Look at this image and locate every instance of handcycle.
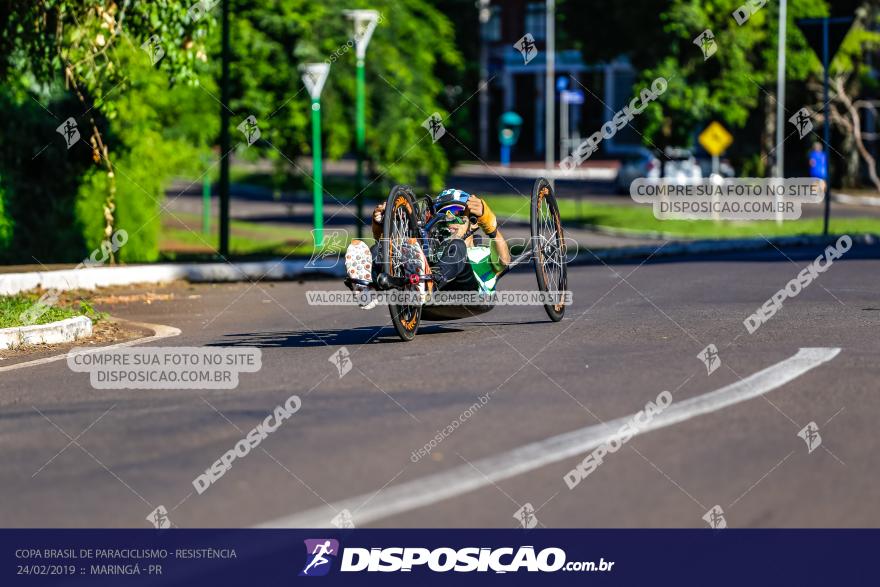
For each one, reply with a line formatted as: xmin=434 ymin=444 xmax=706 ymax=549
xmin=348 ymin=177 xmax=568 ymax=341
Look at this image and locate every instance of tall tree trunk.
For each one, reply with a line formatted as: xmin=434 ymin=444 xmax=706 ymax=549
xmin=760 ymin=91 xmax=776 ymax=177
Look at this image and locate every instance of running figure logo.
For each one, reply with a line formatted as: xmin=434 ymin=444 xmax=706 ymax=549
xmin=237 ymin=115 xmax=261 ymax=146
xmin=140 ymin=34 xmax=165 ymax=65
xmin=702 ymin=505 xmax=727 ymax=529
xmin=56 ymin=117 xmax=80 ymax=149
xmin=513 ymin=503 xmax=539 ymax=529
xmin=797 ymin=421 xmax=822 ymax=453
xmin=698 ymin=344 xmax=721 ymax=375
xmin=146 ymin=505 xmax=172 ymax=529
xmin=300 ymin=539 xmax=339 ymax=577
xmin=306 ymin=229 xmax=348 ymax=269
xmin=514 ymin=34 xmax=538 ymax=64
xmin=329 ymin=347 xmax=353 ymax=378
xmin=331 ymin=508 xmax=355 ymax=529
xmin=693 ymin=29 xmax=717 ymax=60
xmin=422 ymin=113 xmax=446 ymax=143
xmin=789 ymin=108 xmax=814 ymax=139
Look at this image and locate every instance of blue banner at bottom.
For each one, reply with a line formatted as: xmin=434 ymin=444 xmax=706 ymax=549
xmin=3 ymin=529 xmax=875 ymax=586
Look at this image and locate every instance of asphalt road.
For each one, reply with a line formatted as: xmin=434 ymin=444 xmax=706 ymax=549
xmin=1 ymin=245 xmax=878 ymax=529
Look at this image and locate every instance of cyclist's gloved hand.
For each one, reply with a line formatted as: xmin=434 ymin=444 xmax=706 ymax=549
xmin=467 ymin=195 xmax=497 ymax=236
xmin=371 ymin=202 xmax=385 ymax=241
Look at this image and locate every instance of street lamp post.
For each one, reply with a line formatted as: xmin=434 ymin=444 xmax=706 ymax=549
xmin=774 ymin=0 xmax=787 ymax=225
xmin=218 ymin=0 xmax=231 ymax=257
xmin=775 ymin=0 xmax=787 ymax=180
xmin=545 ymin=0 xmax=556 ymax=187
xmin=301 ymin=63 xmax=331 ymax=248
xmin=478 ymin=0 xmax=491 ymax=159
xmin=345 ymin=9 xmax=379 ymax=239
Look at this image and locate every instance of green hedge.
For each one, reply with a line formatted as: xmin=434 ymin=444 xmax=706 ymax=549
xmin=0 ymin=49 xmax=214 ymax=264
xmin=0 ymin=180 xmax=12 ymax=252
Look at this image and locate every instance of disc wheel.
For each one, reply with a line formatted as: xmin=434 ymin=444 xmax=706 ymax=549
xmin=382 ymin=185 xmax=422 ymax=341
xmin=530 ymin=178 xmax=567 ymax=322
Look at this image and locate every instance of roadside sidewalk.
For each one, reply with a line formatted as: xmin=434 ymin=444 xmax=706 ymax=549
xmin=2 ymin=233 xmax=875 ymax=297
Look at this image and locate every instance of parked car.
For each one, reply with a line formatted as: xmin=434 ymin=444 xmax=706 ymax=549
xmin=614 ymin=147 xmax=706 ymax=194
xmin=614 ymin=148 xmax=660 ymax=194
xmin=696 ymin=157 xmax=736 ymax=179
xmin=661 ymin=147 xmax=703 ymax=184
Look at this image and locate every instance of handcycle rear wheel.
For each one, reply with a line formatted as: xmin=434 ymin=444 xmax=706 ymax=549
xmin=382 ymin=185 xmax=422 ymax=341
xmin=530 ymin=177 xmax=567 ymax=322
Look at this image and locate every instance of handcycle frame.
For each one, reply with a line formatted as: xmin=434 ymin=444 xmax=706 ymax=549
xmin=347 ymin=177 xmax=567 ymax=341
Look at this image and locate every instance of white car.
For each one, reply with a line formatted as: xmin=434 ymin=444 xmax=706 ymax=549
xmin=661 ymin=148 xmax=703 ymax=184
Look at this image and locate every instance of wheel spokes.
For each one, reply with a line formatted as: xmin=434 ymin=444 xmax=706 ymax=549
xmin=537 ymin=198 xmax=563 ymax=296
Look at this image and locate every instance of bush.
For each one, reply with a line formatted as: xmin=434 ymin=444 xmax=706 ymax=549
xmin=0 ymin=44 xmax=215 ymax=264
xmin=0 ymin=180 xmax=12 ymax=252
xmin=0 ymin=88 xmax=92 ymax=263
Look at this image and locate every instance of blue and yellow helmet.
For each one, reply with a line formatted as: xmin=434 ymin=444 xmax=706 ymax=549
xmin=434 ymin=189 xmax=470 ymax=218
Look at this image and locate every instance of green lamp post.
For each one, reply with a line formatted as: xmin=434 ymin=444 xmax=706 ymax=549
xmin=344 ymin=9 xmax=379 ymax=238
xmin=301 ymin=62 xmax=331 ymax=248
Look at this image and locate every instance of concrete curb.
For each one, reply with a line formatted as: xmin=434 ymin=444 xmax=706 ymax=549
xmin=0 ymin=319 xmax=181 ymax=372
xmin=573 ymin=233 xmax=878 ymax=264
xmin=0 ymin=315 xmax=93 ymax=350
xmin=455 ymin=163 xmax=617 ymax=181
xmin=0 ymin=260 xmax=345 ymax=297
xmin=1 ymin=234 xmax=875 ymax=297
xmin=833 ymin=192 xmax=880 ymax=207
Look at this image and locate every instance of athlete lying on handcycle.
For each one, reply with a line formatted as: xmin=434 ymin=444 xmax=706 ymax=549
xmin=344 ymin=189 xmax=511 ymax=309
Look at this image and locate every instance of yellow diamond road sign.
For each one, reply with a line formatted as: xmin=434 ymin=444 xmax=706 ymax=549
xmin=699 ymin=121 xmax=733 ymax=157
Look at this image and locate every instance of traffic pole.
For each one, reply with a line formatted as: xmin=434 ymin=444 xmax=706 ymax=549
xmin=218 ymin=0 xmax=231 ymax=257
xmin=202 ymin=169 xmax=211 ymax=234
xmin=312 ymin=97 xmax=324 ymax=248
xmin=822 ymin=16 xmax=831 ymax=237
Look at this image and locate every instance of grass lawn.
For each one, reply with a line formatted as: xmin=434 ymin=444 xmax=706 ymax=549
xmin=0 ymin=294 xmax=104 ymax=329
xmin=486 ymin=195 xmax=880 ymax=239
xmin=160 ymin=211 xmax=350 ymax=259
xmin=228 ymin=168 xmax=391 ymax=204
xmin=163 ymin=166 xmax=880 ymax=260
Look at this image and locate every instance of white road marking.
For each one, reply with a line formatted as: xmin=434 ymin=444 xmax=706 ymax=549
xmin=256 ymin=347 xmax=840 ymax=528
xmin=0 ymin=321 xmax=181 ymax=373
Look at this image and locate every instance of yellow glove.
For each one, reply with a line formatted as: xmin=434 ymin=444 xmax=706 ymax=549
xmin=476 ymin=200 xmax=497 ymax=235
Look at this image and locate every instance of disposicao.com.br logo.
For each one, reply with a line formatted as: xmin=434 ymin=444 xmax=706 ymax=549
xmin=300 ymin=541 xmax=614 ymax=575
xmin=300 ymin=539 xmax=340 ymax=577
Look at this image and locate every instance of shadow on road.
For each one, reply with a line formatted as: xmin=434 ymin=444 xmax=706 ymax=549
xmin=207 ymin=324 xmax=465 ymax=348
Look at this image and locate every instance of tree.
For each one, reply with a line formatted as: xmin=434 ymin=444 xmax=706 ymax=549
xmin=223 ymin=0 xmax=463 ymax=193
xmin=560 ymin=0 xmax=831 ymax=175
xmin=813 ymin=3 xmax=880 ymax=190
xmin=0 ymin=0 xmax=214 ymax=261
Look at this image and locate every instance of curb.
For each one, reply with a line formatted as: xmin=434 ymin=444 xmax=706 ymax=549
xmin=1 ymin=234 xmax=875 ymax=297
xmin=573 ymin=233 xmax=878 ymax=264
xmin=0 ymin=260 xmax=346 ymax=297
xmin=0 ymin=319 xmax=181 ymax=372
xmin=0 ymin=315 xmax=93 ymax=350
xmin=455 ymin=164 xmax=618 ymax=181
xmin=833 ymin=192 xmax=880 ymax=207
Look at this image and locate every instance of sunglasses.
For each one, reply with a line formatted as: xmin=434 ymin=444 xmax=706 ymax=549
xmin=435 ymin=209 xmax=467 ymax=225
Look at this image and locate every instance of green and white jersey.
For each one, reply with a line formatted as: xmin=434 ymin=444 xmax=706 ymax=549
xmin=467 ymin=246 xmax=499 ymax=293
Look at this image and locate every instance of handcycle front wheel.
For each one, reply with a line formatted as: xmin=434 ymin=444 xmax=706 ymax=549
xmin=382 ymin=185 xmax=422 ymax=341
xmin=530 ymin=177 xmax=567 ymax=322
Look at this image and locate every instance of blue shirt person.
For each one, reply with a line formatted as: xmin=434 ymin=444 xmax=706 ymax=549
xmin=808 ymin=142 xmax=828 ymax=181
